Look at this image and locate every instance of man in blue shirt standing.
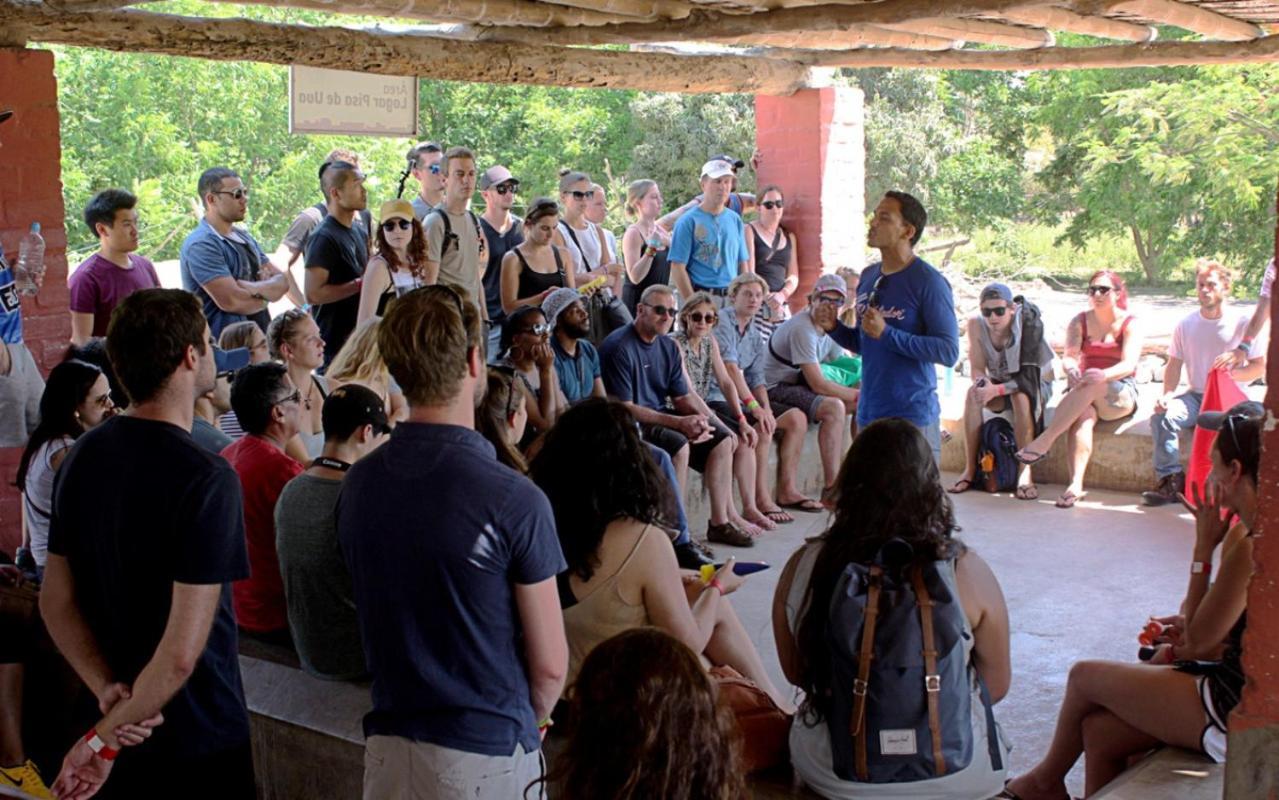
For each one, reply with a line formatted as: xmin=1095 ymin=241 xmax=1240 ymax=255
xmin=669 ymin=160 xmax=749 ymax=308
xmin=338 ymin=284 xmax=567 ymax=800
xmin=832 ymin=191 xmax=959 ymax=462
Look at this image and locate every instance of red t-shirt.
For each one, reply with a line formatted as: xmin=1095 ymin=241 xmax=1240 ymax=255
xmin=221 ymin=434 xmax=303 ymax=633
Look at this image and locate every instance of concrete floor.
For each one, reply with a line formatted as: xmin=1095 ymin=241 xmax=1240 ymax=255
xmin=715 ymin=473 xmax=1197 ymax=796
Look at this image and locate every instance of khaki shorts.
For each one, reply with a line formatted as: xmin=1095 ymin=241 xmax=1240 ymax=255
xmin=363 ymin=736 xmax=544 ymax=800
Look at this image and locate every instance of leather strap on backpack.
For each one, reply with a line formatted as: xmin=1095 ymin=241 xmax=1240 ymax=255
xmin=850 ymin=565 xmax=882 ymax=781
xmin=911 ymin=567 xmax=947 ymax=776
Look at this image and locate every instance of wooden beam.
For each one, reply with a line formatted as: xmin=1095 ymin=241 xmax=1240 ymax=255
xmin=886 ymin=17 xmax=1053 ymax=47
xmin=0 ymin=2 xmax=814 ymax=93
xmin=677 ymin=25 xmax=961 ymax=49
xmin=799 ymin=32 xmax=1279 ymax=68
xmin=996 ymin=5 xmax=1155 ymax=42
xmin=1108 ymin=0 xmax=1263 ymax=40
xmin=528 ymin=0 xmax=692 ymax=20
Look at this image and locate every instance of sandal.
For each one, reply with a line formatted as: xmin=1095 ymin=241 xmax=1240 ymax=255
xmin=1015 ymin=448 xmax=1049 ymax=466
xmin=1015 ymin=484 xmax=1039 ymax=501
xmin=947 ymin=477 xmax=974 ymax=494
xmin=1055 ymin=490 xmax=1087 ymax=509
xmin=763 ymin=509 xmax=794 ymax=524
xmin=777 ymin=498 xmax=823 ymax=513
xmin=706 ymin=521 xmax=754 ymax=547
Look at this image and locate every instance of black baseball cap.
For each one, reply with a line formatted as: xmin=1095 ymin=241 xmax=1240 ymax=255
xmin=712 ymin=153 xmax=745 ymax=170
xmin=322 ymin=383 xmax=391 ymax=440
xmin=1197 ymin=400 xmax=1264 ymax=431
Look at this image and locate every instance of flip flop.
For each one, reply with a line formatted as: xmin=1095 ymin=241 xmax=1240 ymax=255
xmin=1015 ymin=484 xmax=1039 ymax=501
xmin=1015 ymin=448 xmax=1049 ymax=466
xmin=763 ymin=509 xmax=794 ymax=524
xmin=1055 ymin=490 xmax=1087 ymax=509
xmin=947 ymin=477 xmax=974 ymax=494
xmin=778 ymin=498 xmax=823 ymax=513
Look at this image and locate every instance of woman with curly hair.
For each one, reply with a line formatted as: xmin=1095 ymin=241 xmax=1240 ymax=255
xmin=534 ymin=628 xmax=745 ymax=800
xmin=773 ymin=418 xmax=1011 ymax=799
xmin=529 ymin=399 xmax=790 ymax=710
xmin=357 ymin=199 xmax=429 ymax=324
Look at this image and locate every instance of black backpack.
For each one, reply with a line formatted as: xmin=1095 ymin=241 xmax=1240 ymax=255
xmin=429 ymin=207 xmax=485 ymax=260
xmin=976 ymin=417 xmax=1019 ymax=493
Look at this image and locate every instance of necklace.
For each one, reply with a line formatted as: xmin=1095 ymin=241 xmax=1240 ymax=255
xmin=301 ymin=377 xmax=317 ymax=411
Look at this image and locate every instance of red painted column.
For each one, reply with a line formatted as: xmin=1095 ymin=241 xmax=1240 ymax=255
xmin=1224 ymin=183 xmax=1279 ymax=798
xmin=0 ymin=47 xmax=71 ymax=553
xmin=755 ymin=86 xmax=865 ymax=309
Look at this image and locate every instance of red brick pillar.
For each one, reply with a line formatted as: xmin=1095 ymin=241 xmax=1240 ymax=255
xmin=0 ymin=47 xmax=71 ymax=553
xmin=754 ymin=86 xmax=865 ymax=309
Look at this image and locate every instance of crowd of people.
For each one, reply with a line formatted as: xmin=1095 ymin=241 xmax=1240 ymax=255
xmin=0 ymin=123 xmax=1268 ymax=800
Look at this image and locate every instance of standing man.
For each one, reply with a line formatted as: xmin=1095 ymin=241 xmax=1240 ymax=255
xmin=835 ymin=191 xmax=959 ymax=461
xmin=478 ymin=165 xmax=524 ymax=360
xmin=1142 ymin=262 xmax=1266 ymax=505
xmin=658 ymin=153 xmax=759 ymax=228
xmin=180 ymin=167 xmax=289 ymax=338
xmin=668 ymin=160 xmax=750 ymax=307
xmin=304 ymin=160 xmax=368 ymax=367
xmin=424 ymin=147 xmax=487 ymax=313
xmin=70 ymin=189 xmax=161 ymax=345
xmin=40 ymin=289 xmax=253 ymax=797
xmin=406 ymin=141 xmax=445 ymax=220
xmin=339 ymin=285 xmax=566 ymax=799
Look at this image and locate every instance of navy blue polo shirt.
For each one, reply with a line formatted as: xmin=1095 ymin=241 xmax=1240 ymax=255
xmin=337 ymin=423 xmax=565 ymax=755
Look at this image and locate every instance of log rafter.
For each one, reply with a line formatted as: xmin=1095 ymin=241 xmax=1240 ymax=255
xmin=992 ymin=5 xmax=1157 ymax=42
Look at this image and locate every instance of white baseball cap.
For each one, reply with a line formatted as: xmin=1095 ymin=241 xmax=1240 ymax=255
xmin=701 ymin=160 xmax=735 ymax=180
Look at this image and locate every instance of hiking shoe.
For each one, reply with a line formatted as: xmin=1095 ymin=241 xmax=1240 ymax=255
xmin=675 ymin=539 xmax=715 ymax=570
xmin=1142 ymin=473 xmax=1185 ymax=507
xmin=707 ymin=521 xmax=754 ymax=548
xmin=0 ymin=759 xmax=53 ymax=799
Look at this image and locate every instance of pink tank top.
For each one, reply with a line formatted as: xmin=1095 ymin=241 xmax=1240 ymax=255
xmin=1078 ymin=312 xmax=1132 ymax=371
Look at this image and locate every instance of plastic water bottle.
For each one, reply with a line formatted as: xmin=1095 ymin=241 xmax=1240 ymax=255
xmin=15 ymin=222 xmax=44 ymax=296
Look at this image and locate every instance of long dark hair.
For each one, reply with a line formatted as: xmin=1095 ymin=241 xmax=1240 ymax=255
xmin=795 ymin=418 xmax=965 ymax=723
xmin=374 ymin=217 xmax=428 ymax=281
xmin=534 ymin=628 xmax=744 ymax=800
xmin=528 ymin=399 xmax=669 ymax=582
xmin=15 ymin=360 xmax=103 ymax=492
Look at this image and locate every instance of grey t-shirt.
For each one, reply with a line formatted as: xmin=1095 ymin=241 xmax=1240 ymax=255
xmin=763 ymin=309 xmax=842 ymax=388
xmin=425 ymin=208 xmax=484 ymax=305
xmin=191 ymin=416 xmax=233 ymax=456
xmin=0 ymin=343 xmax=43 ymax=447
xmin=410 ymin=194 xmax=435 ymax=222
xmin=275 ymin=472 xmax=367 ymax=681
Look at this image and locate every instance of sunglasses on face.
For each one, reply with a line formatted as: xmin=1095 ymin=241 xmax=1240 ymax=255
xmin=569 ymin=190 xmax=596 ymax=200
xmin=519 ymin=323 xmax=552 ymax=337
xmin=216 ymin=369 xmax=238 ymax=381
xmin=494 ymin=183 xmax=519 ymax=196
xmin=814 ymin=295 xmax=844 ymax=307
xmin=382 ymin=219 xmax=412 ymax=232
xmin=1087 ymin=285 xmax=1112 ymax=296
xmin=213 ymin=188 xmax=249 ymax=200
xmin=981 ymin=306 xmax=1009 ymax=318
xmin=687 ymin=311 xmax=718 ymax=324
xmin=643 ymin=303 xmax=678 ymax=318
xmin=427 ymin=164 xmax=442 ymax=175
xmin=760 ymin=200 xmax=784 ymax=210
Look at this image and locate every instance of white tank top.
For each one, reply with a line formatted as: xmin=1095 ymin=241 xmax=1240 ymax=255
xmin=559 ymin=219 xmax=604 ymax=274
xmin=22 ymin=436 xmax=74 ymax=567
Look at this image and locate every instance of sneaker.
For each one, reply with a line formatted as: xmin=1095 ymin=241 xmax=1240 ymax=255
xmin=707 ymin=521 xmax=754 ymax=548
xmin=1142 ymin=473 xmax=1185 ymax=507
xmin=0 ymin=759 xmax=53 ymax=799
xmin=675 ymin=539 xmax=715 ymax=570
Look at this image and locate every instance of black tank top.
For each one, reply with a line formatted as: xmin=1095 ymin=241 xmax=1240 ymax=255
xmin=752 ymin=225 xmax=792 ymax=292
xmin=623 ymin=246 xmax=671 ymax=317
xmin=514 ymin=246 xmax=567 ymax=299
xmin=1202 ymin=612 xmax=1247 ymax=724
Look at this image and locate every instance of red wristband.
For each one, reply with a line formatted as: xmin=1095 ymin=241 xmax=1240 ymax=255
xmin=85 ymin=729 xmax=118 ymax=761
xmin=709 ymin=578 xmax=725 ymax=596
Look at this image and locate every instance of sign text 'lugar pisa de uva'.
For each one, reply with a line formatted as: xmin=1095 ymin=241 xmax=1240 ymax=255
xmin=289 ymin=65 xmax=419 ymax=137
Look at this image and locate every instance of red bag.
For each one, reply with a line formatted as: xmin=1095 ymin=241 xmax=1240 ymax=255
xmin=1185 ymin=368 xmax=1247 ymax=506
xmin=710 ymin=665 xmax=792 ymax=773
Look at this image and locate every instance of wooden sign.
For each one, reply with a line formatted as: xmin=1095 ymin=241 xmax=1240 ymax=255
xmin=289 ymin=65 xmax=418 ymax=137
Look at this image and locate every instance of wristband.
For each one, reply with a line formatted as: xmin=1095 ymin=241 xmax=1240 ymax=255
xmin=1191 ymin=561 xmax=1212 ymax=576
xmin=85 ymin=729 xmax=118 ymax=761
xmin=996 ymin=384 xmax=1007 ymax=397
xmin=745 ymin=398 xmax=761 ymax=411
xmin=709 ymin=578 xmax=725 ymax=596
xmin=1236 ymin=338 xmax=1252 ymax=355
xmin=537 ymin=716 xmax=553 ymax=731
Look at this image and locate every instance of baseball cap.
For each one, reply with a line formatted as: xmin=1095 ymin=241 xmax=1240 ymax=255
xmin=322 ymin=383 xmax=391 ymax=440
xmin=701 ymin=160 xmax=735 ymax=181
xmin=1196 ymin=400 xmax=1264 ymax=432
xmin=379 ymin=198 xmax=415 ymax=223
xmin=980 ymin=282 xmax=1013 ymax=303
xmin=712 ymin=154 xmax=745 ymax=170
xmin=214 ymin=346 xmax=250 ymax=374
xmin=480 ymin=166 xmax=517 ymax=191
xmin=811 ymin=274 xmax=848 ymax=299
xmin=542 ymin=287 xmax=582 ymax=329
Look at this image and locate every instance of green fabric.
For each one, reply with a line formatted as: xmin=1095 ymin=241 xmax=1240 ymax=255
xmin=820 ymin=354 xmax=862 ymax=387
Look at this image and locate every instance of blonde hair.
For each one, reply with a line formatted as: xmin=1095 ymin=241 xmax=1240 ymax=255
xmin=625 ymin=179 xmax=658 ymax=218
xmin=327 ymin=318 xmax=388 ymax=388
xmin=728 ymin=272 xmax=768 ymax=297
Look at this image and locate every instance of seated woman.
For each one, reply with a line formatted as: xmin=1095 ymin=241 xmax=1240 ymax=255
xmin=1002 ymin=405 xmax=1260 ymax=799
xmin=498 ymin=305 xmax=568 ymax=440
xmin=674 ymin=291 xmax=769 ymax=536
xmin=356 ymin=198 xmax=428 ymax=324
xmin=500 ymin=197 xmax=575 ymax=316
xmin=537 ymin=628 xmax=745 ymax=800
xmin=475 ymin=366 xmax=528 ymax=474
xmin=529 ymin=399 xmax=791 ymax=711
xmin=1015 ymin=270 xmax=1142 ymax=509
xmin=774 ymin=418 xmax=1011 ymax=800
xmin=267 ymin=309 xmax=328 ymax=459
xmin=326 ymin=318 xmax=407 ymax=426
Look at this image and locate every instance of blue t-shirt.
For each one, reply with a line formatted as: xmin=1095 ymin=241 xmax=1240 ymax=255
xmin=552 ymin=337 xmax=601 ymax=405
xmin=668 ymin=207 xmax=748 ymax=290
xmin=180 ymin=219 xmax=271 ymax=337
xmin=0 ymin=261 xmax=22 ymax=344
xmin=599 ymin=324 xmax=688 ymax=411
xmin=714 ymin=312 xmax=766 ymax=398
xmin=337 ymin=423 xmax=565 ymax=756
xmin=836 ymin=257 xmax=959 ymax=428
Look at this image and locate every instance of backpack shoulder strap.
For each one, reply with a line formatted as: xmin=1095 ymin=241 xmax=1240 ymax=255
xmin=429 ymin=208 xmax=454 ymax=254
xmin=560 ymin=221 xmax=593 ymax=270
xmin=851 ymin=565 xmax=882 ymax=781
xmin=910 ymin=566 xmax=948 ymax=777
xmin=551 ymin=246 xmax=566 ymax=280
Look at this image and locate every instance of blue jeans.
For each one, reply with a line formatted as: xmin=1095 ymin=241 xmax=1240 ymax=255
xmin=485 ymin=324 xmax=503 ymax=364
xmin=918 ymin=417 xmax=942 ymax=465
xmin=646 ymin=442 xmax=690 ymax=545
xmin=1153 ymin=391 xmax=1201 ymax=478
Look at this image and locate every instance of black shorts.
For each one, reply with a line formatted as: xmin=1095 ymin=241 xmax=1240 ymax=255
xmin=641 ymin=421 xmax=729 ymax=473
xmin=706 ymin=400 xmax=745 ymax=436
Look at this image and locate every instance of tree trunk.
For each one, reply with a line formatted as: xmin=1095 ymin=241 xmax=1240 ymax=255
xmin=1130 ymin=225 xmax=1160 ymax=284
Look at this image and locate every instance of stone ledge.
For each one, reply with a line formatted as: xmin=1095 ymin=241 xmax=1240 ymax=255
xmin=1091 ymin=747 xmax=1223 ymax=800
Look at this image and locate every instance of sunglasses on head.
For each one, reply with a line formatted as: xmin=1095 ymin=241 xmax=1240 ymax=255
xmin=494 ymin=183 xmax=519 ymax=196
xmin=519 ymin=322 xmax=552 ymax=337
xmin=1087 ymin=285 xmax=1112 ymax=296
xmin=687 ymin=311 xmax=718 ymax=324
xmin=643 ymin=302 xmax=678 ymax=318
xmin=1222 ymin=414 xmax=1250 ymax=460
xmin=382 ymin=219 xmax=412 ymax=232
xmin=570 ymin=190 xmax=596 ymax=200
xmin=981 ymin=306 xmax=1008 ymax=318
xmin=760 ymin=200 xmax=784 ymax=210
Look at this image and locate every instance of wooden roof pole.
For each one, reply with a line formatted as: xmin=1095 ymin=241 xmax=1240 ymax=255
xmin=885 ymin=17 xmax=1053 ymax=47
xmin=1107 ymin=0 xmax=1263 ymax=40
xmin=996 ymin=5 xmax=1155 ymax=42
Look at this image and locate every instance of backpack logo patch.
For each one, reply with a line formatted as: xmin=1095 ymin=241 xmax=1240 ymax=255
xmin=880 ymin=729 xmax=917 ymax=756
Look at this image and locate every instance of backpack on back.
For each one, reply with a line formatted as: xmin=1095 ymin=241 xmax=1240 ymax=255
xmin=825 ymin=551 xmax=978 ymax=783
xmin=976 ymin=417 xmax=1019 ymax=493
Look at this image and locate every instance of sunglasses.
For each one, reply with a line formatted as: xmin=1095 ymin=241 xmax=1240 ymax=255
xmin=866 ymin=273 xmax=886 ymax=308
xmin=213 ymin=188 xmax=249 ymax=200
xmin=494 ymin=183 xmax=519 ymax=196
xmin=687 ymin=311 xmax=718 ymax=324
xmin=427 ymin=164 xmax=442 ymax=175
xmin=569 ymin=190 xmax=596 ymax=200
xmin=643 ymin=303 xmax=678 ymax=318
xmin=1087 ymin=285 xmax=1112 ymax=296
xmin=382 ymin=219 xmax=412 ymax=232
xmin=491 ymin=366 xmax=523 ymax=419
xmin=813 ymin=294 xmax=844 ymax=307
xmin=760 ymin=200 xmax=784 ymax=210
xmin=981 ymin=306 xmax=1009 ymax=317
xmin=519 ymin=323 xmax=552 ymax=337
xmin=275 ymin=389 xmax=302 ymax=406
xmin=216 ymin=369 xmax=238 ymax=381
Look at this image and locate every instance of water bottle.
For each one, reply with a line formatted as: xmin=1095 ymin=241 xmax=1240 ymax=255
xmin=15 ymin=222 xmax=44 ymax=296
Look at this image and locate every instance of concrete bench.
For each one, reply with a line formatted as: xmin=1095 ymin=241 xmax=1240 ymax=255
xmin=1091 ymin=746 xmax=1223 ymax=799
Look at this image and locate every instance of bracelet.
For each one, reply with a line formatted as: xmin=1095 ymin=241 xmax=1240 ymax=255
xmin=1236 ymin=339 xmax=1252 ymax=355
xmin=708 ymin=578 xmax=725 ymax=596
xmin=85 ymin=729 xmax=118 ymax=761
xmin=1191 ymin=560 xmax=1212 ymax=576
xmin=537 ymin=716 xmax=554 ymax=731
xmin=996 ymin=384 xmax=1007 ymax=397
xmin=745 ymin=398 xmax=761 ymax=411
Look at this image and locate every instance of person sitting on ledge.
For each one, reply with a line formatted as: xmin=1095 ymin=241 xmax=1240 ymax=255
xmin=1015 ymin=270 xmax=1143 ymax=509
xmin=949 ymin=282 xmax=1054 ymax=500
xmin=1001 ymin=402 xmax=1260 ymax=799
